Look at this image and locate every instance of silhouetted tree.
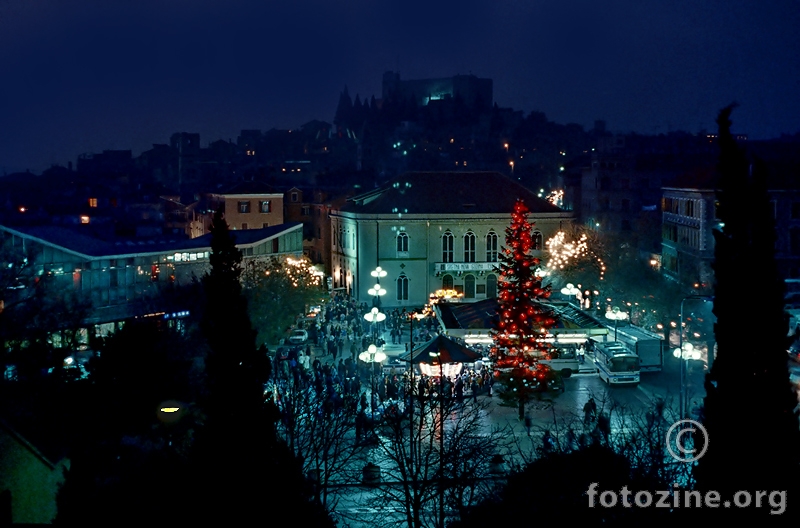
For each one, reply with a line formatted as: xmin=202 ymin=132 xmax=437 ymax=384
xmin=694 ymin=106 xmax=800 ymax=516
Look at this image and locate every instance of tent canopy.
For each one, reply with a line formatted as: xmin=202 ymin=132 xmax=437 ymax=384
xmin=399 ymin=334 xmax=482 ymax=364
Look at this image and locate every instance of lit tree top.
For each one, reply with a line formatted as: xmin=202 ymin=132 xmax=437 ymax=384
xmin=491 ymin=199 xmax=557 ymax=368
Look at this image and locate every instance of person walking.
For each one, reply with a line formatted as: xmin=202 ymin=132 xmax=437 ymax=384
xmin=583 ymin=397 xmax=597 ymax=424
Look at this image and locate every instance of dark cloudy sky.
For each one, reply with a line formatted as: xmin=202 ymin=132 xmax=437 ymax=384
xmin=1 ymin=0 xmax=798 ymax=173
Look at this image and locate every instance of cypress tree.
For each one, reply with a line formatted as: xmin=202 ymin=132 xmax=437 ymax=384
xmin=694 ymin=106 xmax=800 ymax=511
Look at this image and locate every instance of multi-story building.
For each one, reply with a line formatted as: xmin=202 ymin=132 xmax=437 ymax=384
xmin=202 ymin=181 xmax=284 ymax=235
xmin=329 ymin=171 xmax=574 ymax=307
xmin=661 ymin=148 xmax=800 ymax=287
xmin=660 ymin=181 xmax=718 ymax=287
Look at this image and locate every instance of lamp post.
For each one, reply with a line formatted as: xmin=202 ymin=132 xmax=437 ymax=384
xmin=678 ymin=295 xmax=713 ymax=419
xmin=560 ymin=283 xmax=580 ymax=304
xmin=605 ymin=306 xmax=628 ymax=341
xmin=364 ymin=306 xmax=387 ymax=345
xmin=406 ymin=310 xmax=427 ymax=492
xmin=429 ymin=350 xmax=445 ymax=528
xmin=359 ymin=344 xmax=387 ymax=413
xmin=370 ymin=266 xmax=387 ymax=309
xmin=673 ymin=342 xmax=701 ymax=420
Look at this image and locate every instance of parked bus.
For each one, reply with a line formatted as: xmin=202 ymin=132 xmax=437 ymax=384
xmin=594 ymin=341 xmax=640 ymax=386
xmin=539 ymin=344 xmax=581 ymax=377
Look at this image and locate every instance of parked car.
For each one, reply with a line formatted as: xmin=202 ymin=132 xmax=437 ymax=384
xmin=288 ymin=329 xmax=309 ymax=344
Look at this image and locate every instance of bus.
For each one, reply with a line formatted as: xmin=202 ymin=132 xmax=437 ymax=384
xmin=594 ymin=341 xmax=640 ymax=386
xmin=539 ymin=344 xmax=581 ymax=377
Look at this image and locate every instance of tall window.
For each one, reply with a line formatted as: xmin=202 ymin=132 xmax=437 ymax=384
xmin=442 ymin=232 xmax=454 ymax=263
xmin=442 ymin=274 xmax=454 ymax=290
xmin=532 ymin=231 xmax=543 ymax=250
xmin=464 ymin=232 xmax=476 ymax=262
xmin=486 ymin=231 xmax=498 ymax=262
xmin=486 ymin=274 xmax=498 ymax=298
xmin=464 ymin=274 xmax=476 ymax=298
xmin=397 ymin=274 xmax=409 ymax=301
xmin=397 ymin=232 xmax=409 ymax=253
xmin=238 ymin=201 xmax=251 ymax=213
xmin=259 ymin=201 xmax=271 ymax=213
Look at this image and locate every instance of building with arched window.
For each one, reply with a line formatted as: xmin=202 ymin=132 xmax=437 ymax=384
xmin=330 ymin=171 xmax=574 ymax=307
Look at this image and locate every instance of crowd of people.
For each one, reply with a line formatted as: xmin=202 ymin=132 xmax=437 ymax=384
xmin=266 ymin=295 xmax=498 ymax=435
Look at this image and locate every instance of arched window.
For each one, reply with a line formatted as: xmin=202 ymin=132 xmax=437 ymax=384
xmin=464 ymin=274 xmax=476 ymax=298
xmin=464 ymin=232 xmax=476 ymax=262
xmin=396 ymin=274 xmax=409 ymax=301
xmin=397 ymin=232 xmax=409 ymax=254
xmin=442 ymin=232 xmax=454 ymax=263
xmin=486 ymin=274 xmax=498 ymax=298
xmin=486 ymin=231 xmax=498 ymax=262
xmin=442 ymin=274 xmax=454 ymax=290
xmin=532 ymin=231 xmax=543 ymax=250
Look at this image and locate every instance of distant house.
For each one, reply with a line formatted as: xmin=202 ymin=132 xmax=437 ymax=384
xmin=203 ymin=181 xmax=284 ymax=235
xmin=0 ymin=418 xmax=69 ymax=524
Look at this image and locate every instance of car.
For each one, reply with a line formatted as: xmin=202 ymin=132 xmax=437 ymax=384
xmin=288 ymin=329 xmax=309 ymax=344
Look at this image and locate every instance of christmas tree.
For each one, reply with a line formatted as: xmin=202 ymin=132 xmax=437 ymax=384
xmin=490 ymin=199 xmax=559 ymax=419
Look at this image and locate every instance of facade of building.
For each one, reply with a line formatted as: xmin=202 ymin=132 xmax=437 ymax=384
xmin=0 ymin=222 xmax=304 ymax=327
xmin=660 ymin=187 xmax=718 ymax=286
xmin=661 ymin=184 xmax=800 ymax=286
xmin=329 ymin=172 xmax=574 ymax=308
xmin=204 ymin=181 xmax=284 ymax=234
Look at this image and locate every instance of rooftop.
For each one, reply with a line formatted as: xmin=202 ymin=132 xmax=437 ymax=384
xmin=341 ymin=172 xmax=566 ymax=216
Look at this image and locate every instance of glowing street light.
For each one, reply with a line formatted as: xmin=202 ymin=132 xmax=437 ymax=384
xmin=359 ymin=343 xmax=387 ymax=364
xmin=368 ymin=283 xmax=387 ymax=297
xmin=677 ymin=295 xmax=713 ymax=419
xmin=605 ymin=306 xmax=628 ymax=341
xmin=560 ymin=283 xmax=580 ymax=303
xmin=370 ymin=266 xmax=388 ymax=280
xmin=673 ymin=342 xmax=701 ymax=361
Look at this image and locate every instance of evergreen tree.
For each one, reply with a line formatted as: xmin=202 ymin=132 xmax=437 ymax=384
xmin=200 ymin=209 xmax=263 ymax=422
xmin=694 ymin=106 xmax=800 ymax=513
xmin=193 ymin=209 xmax=332 ymax=525
xmin=490 ymin=199 xmax=559 ymax=419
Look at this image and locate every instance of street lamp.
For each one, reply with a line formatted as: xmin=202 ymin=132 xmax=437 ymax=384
xmin=678 ymin=295 xmax=713 ymax=419
xmin=674 ymin=342 xmax=701 ymax=421
xmin=360 ymin=344 xmax=387 ymax=413
xmin=605 ymin=306 xmax=628 ymax=341
xmin=407 ymin=311 xmax=427 ymax=483
xmin=364 ymin=307 xmax=386 ymax=344
xmin=560 ymin=283 xmax=580 ymax=304
xmin=429 ymin=350 xmax=445 ymax=528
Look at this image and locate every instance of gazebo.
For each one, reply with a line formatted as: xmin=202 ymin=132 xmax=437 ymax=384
xmin=400 ymin=334 xmax=482 ymax=378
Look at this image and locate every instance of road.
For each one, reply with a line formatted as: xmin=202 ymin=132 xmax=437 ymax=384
xmin=322 ymin=358 xmax=708 ymax=527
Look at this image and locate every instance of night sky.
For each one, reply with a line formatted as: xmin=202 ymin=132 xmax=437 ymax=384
xmin=1 ymin=0 xmax=798 ymax=174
